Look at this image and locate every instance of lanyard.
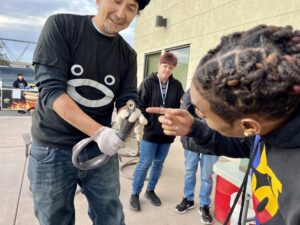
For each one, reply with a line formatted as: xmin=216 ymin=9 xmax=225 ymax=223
xmin=223 ymin=135 xmax=261 ymax=225
xmin=158 ymin=78 xmax=169 ymax=107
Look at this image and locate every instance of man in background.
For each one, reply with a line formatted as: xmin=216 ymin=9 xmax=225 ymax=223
xmin=175 ymin=90 xmax=218 ymax=225
xmin=13 ymin=73 xmax=28 ymax=89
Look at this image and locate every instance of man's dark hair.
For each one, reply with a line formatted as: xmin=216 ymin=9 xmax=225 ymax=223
xmin=193 ymin=25 xmax=300 ymax=124
xmin=17 ymin=73 xmax=24 ymax=77
xmin=137 ymin=0 xmax=150 ymax=10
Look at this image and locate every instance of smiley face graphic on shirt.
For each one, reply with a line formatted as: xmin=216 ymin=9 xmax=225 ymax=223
xmin=66 ymin=64 xmax=115 ymax=108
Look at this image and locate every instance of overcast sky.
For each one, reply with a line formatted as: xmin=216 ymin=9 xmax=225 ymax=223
xmin=0 ymin=0 xmax=136 ymax=63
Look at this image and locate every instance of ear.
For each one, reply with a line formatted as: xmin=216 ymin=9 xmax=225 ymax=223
xmin=240 ymin=118 xmax=261 ymax=136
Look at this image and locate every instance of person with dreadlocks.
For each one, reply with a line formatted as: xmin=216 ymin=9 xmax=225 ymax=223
xmin=147 ymin=24 xmax=300 ymax=225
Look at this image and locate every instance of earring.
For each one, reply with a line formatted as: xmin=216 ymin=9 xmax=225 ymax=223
xmin=244 ymin=131 xmax=250 ymax=137
xmin=244 ymin=130 xmax=255 ymax=137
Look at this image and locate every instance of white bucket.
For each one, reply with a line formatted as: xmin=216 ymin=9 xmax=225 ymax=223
xmin=230 ymin=192 xmax=256 ymax=225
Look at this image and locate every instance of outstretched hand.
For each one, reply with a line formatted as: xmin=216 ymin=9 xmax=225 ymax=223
xmin=146 ymin=107 xmax=194 ymax=136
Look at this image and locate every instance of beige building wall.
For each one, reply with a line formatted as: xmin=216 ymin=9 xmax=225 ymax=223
xmin=134 ymin=0 xmax=300 ymax=89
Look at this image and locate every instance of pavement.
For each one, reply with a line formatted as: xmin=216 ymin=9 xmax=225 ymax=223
xmin=0 ymin=114 xmax=223 ymax=225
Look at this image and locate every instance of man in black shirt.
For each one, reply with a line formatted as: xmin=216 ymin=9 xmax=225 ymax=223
xmin=13 ymin=73 xmax=28 ymax=89
xmin=29 ymin=0 xmax=150 ymax=225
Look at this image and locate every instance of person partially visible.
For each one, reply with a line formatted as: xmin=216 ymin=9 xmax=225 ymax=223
xmin=29 ymin=0 xmax=150 ymax=225
xmin=12 ymin=73 xmax=28 ymax=113
xmin=147 ymin=25 xmax=300 ymax=225
xmin=129 ymin=51 xmax=184 ymax=211
xmin=13 ymin=73 xmax=28 ymax=89
xmin=175 ymin=90 xmax=219 ymax=225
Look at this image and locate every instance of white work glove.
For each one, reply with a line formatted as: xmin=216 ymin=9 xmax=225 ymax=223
xmin=94 ymin=127 xmax=125 ymax=156
xmin=116 ymin=108 xmax=148 ymax=141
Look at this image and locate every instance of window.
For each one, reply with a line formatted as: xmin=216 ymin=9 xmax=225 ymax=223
xmin=144 ymin=51 xmax=161 ymax=78
xmin=143 ymin=46 xmax=190 ymax=89
xmin=167 ymin=46 xmax=190 ymax=90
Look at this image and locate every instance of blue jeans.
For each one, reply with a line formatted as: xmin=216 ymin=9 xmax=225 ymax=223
xmin=132 ymin=140 xmax=171 ymax=194
xmin=184 ymin=149 xmax=219 ymax=207
xmin=28 ymin=142 xmax=125 ymax=225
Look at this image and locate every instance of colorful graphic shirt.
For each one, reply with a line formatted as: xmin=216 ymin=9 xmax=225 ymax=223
xmin=251 ymin=136 xmax=283 ymax=224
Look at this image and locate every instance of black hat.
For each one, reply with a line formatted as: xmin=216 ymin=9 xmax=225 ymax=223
xmin=137 ymin=0 xmax=150 ymax=10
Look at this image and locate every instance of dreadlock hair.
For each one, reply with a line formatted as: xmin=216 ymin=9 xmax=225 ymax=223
xmin=192 ymin=25 xmax=300 ymax=125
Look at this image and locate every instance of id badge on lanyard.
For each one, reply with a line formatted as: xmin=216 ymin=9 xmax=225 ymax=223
xmin=159 ymin=79 xmax=169 ymax=108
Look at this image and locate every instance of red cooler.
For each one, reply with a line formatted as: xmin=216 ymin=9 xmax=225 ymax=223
xmin=214 ymin=175 xmax=239 ymax=224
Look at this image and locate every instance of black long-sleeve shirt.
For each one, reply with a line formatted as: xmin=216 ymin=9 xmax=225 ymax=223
xmin=31 ymin=14 xmax=138 ymax=146
xmin=13 ymin=79 xmax=28 ymax=89
xmin=138 ymin=72 xmax=184 ymax=143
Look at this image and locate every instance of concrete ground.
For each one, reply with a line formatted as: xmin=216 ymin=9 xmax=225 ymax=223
xmin=0 ymin=115 xmax=223 ymax=225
